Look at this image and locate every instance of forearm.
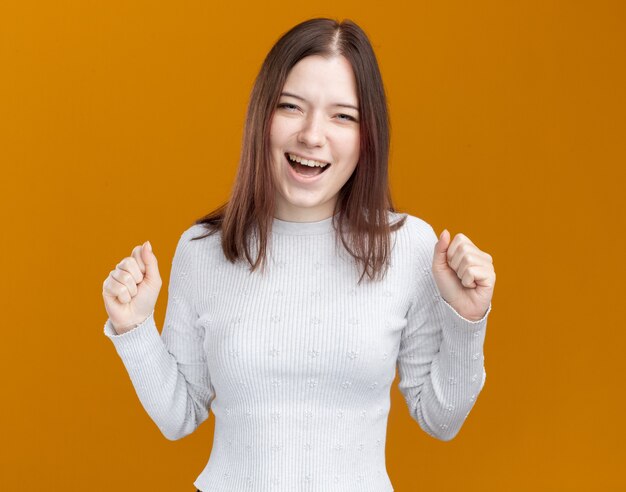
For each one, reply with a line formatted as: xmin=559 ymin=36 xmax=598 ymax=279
xmin=103 ymin=311 xmax=211 ymax=440
xmin=413 ymin=298 xmax=490 ymax=440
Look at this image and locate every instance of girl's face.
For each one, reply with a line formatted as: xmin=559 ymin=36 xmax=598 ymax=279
xmin=269 ymin=55 xmax=360 ymax=222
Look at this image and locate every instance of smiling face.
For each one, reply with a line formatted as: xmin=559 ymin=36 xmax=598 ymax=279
xmin=269 ymin=55 xmax=360 ymax=222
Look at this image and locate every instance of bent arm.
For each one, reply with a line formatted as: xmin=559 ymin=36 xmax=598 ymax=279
xmin=397 ymin=221 xmax=490 ymax=441
xmin=103 ymin=227 xmax=214 ymax=440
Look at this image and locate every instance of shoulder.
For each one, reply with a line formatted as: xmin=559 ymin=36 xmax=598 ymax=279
xmin=181 ymin=223 xmax=212 ymax=241
xmin=389 ymin=211 xmax=437 ymax=243
xmin=172 ymin=223 xmax=220 ymax=260
xmin=388 ymin=212 xmax=440 ymax=272
xmin=177 ymin=223 xmax=221 ymax=245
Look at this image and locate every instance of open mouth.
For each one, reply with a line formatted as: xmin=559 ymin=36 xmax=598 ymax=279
xmin=285 ymin=153 xmax=331 ymax=177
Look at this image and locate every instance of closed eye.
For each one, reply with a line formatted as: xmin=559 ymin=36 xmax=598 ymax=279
xmin=277 ymin=103 xmax=358 ymax=123
xmin=277 ymin=103 xmax=299 ymax=111
xmin=337 ymin=113 xmax=358 ymax=122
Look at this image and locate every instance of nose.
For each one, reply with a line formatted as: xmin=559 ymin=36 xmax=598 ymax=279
xmin=297 ymin=112 xmax=326 ymax=148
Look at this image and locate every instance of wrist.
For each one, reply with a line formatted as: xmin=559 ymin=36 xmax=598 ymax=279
xmin=112 ymin=322 xmax=139 ymax=335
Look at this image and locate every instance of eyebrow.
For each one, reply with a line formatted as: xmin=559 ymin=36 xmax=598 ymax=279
xmin=280 ymin=92 xmax=359 ymax=112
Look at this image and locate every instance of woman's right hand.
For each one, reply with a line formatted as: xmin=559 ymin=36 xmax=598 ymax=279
xmin=102 ymin=241 xmax=162 ymax=335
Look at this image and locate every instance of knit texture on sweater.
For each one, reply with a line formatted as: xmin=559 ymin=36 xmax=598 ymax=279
xmin=103 ymin=212 xmax=491 ymax=491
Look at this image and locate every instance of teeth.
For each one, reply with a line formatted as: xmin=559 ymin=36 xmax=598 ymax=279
xmin=288 ymin=153 xmax=329 ymax=168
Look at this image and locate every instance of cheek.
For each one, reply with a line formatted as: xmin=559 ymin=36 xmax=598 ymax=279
xmin=269 ymin=117 xmax=293 ymax=145
xmin=342 ymin=132 xmax=360 ymax=161
xmin=268 ymin=119 xmax=281 ymax=149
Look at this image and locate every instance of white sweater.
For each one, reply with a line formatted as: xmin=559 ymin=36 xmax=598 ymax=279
xmin=103 ymin=212 xmax=491 ymax=492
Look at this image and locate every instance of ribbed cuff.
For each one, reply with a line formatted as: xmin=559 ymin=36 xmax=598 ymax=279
xmin=438 ymin=298 xmax=490 ymax=349
xmin=102 ymin=310 xmax=163 ymax=364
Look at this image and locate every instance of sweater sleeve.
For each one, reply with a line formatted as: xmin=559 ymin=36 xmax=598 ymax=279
xmin=103 ymin=227 xmax=214 ymax=440
xmin=397 ymin=221 xmax=491 ymax=441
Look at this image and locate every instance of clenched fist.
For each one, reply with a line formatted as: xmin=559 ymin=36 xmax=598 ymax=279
xmin=102 ymin=241 xmax=162 ymax=335
xmin=431 ymin=229 xmax=495 ymax=322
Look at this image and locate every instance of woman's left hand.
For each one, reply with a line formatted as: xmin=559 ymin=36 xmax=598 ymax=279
xmin=431 ymin=229 xmax=496 ymax=321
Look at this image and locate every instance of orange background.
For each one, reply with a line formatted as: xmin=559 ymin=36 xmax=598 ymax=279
xmin=1 ymin=1 xmax=624 ymax=490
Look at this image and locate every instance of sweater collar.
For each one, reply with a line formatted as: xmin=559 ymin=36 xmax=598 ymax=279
xmin=271 ymin=213 xmax=337 ymax=235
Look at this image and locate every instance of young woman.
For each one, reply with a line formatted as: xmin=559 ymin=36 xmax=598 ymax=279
xmin=102 ymin=18 xmax=496 ymax=492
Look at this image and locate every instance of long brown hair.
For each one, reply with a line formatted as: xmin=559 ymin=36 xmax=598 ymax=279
xmin=191 ymin=18 xmax=407 ymax=284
